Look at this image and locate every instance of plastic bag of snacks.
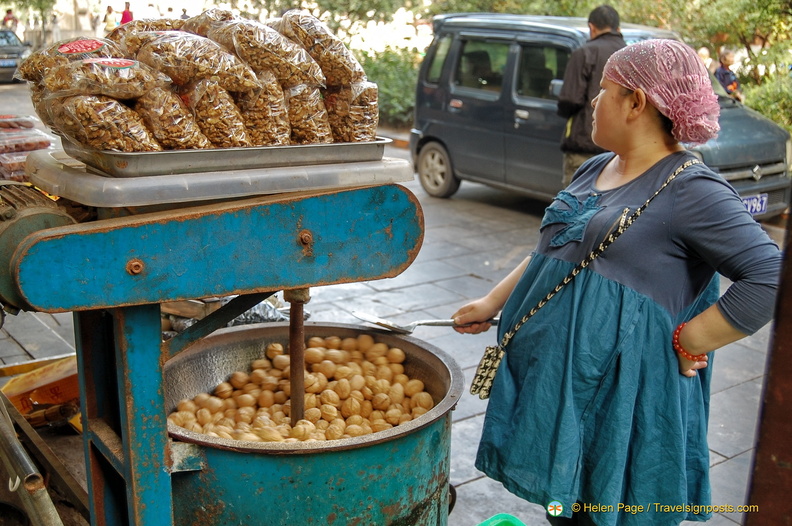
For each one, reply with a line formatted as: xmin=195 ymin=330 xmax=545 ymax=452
xmin=15 ymin=37 xmax=125 ymax=83
xmin=53 ymin=95 xmax=162 ymax=152
xmin=135 ymin=31 xmax=260 ymax=92
xmin=105 ymin=17 xmax=184 ymax=49
xmin=29 ymin=85 xmax=57 ymax=127
xmin=42 ymin=58 xmax=171 ymax=100
xmin=284 ymin=84 xmax=333 ymax=145
xmin=180 ymin=8 xmax=238 ymax=37
xmin=272 ymin=10 xmax=366 ymax=87
xmin=233 ymin=70 xmax=290 ymax=147
xmin=0 ymin=115 xmax=39 ymax=129
xmin=0 ymin=152 xmax=31 ymax=181
xmin=121 ymin=29 xmax=171 ymax=57
xmin=179 ymin=79 xmax=250 ymax=148
xmin=207 ymin=19 xmax=325 ymax=88
xmin=134 ymin=87 xmax=212 ymax=150
xmin=0 ymin=128 xmax=54 ymax=154
xmin=323 ymin=81 xmax=379 ymax=143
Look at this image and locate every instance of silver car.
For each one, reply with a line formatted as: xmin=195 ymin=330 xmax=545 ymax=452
xmin=0 ymin=29 xmax=31 ymax=83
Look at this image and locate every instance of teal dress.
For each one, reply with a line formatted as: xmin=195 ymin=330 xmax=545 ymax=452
xmin=475 ymin=152 xmax=781 ymax=525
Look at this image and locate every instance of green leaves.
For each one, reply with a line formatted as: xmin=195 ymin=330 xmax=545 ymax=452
xmin=356 ymin=46 xmax=421 ymax=128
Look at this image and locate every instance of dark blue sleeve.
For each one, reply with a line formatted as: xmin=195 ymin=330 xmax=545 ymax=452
xmin=670 ymin=170 xmax=782 ymax=334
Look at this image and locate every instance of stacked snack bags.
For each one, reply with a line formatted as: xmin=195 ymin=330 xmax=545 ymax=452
xmin=0 ymin=115 xmax=54 ymax=182
xmin=14 ymin=9 xmax=379 ymax=155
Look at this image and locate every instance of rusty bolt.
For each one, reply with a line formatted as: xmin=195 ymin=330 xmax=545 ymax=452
xmin=299 ymin=230 xmax=313 ymax=245
xmin=126 ymin=258 xmax=145 ymax=275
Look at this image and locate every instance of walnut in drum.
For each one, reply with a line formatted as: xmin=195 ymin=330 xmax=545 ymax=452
xmin=135 ymin=31 xmax=260 ymax=92
xmin=285 ymin=84 xmax=332 ymax=145
xmin=323 ymin=81 xmax=379 ymax=143
xmin=234 ymin=70 xmax=290 ymax=147
xmin=274 ymin=10 xmax=366 ymax=87
xmin=134 ymin=87 xmax=212 ymax=150
xmin=53 ymin=95 xmax=162 ymax=152
xmin=207 ymin=19 xmax=325 ymax=88
xmin=16 ymin=37 xmax=125 ymax=83
xmin=180 ymin=79 xmax=250 ymax=148
xmin=180 ymin=8 xmax=238 ymax=37
xmin=42 ymin=58 xmax=171 ymax=100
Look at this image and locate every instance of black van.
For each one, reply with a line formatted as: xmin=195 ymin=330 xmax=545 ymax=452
xmin=409 ymin=13 xmax=792 ymax=219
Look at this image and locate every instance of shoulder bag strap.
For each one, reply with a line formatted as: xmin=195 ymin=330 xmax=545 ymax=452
xmin=498 ymin=158 xmax=701 ymax=349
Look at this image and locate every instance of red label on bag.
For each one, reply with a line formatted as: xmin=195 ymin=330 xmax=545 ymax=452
xmin=83 ymin=58 xmax=136 ymax=69
xmin=57 ymin=39 xmax=105 ymax=55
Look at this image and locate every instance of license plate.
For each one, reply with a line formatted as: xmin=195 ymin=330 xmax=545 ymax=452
xmin=741 ymin=193 xmax=768 ymax=215
xmin=0 ymin=59 xmax=16 ymax=67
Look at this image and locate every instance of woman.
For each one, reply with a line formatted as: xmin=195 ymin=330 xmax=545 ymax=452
xmin=120 ymin=2 xmax=133 ymax=24
xmin=452 ymin=39 xmax=781 ymax=525
xmin=102 ymin=6 xmax=118 ymax=35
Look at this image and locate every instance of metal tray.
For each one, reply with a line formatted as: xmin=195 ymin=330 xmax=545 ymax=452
xmin=60 ymin=137 xmax=391 ymax=178
xmin=27 ymin=149 xmax=414 ymax=208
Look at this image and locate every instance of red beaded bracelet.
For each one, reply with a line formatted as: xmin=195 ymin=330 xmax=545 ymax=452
xmin=673 ymin=322 xmax=707 ymax=362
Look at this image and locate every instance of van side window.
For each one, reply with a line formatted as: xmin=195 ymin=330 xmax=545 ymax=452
xmin=454 ymin=40 xmax=508 ymax=92
xmin=517 ymin=45 xmax=569 ymax=99
xmin=426 ymin=34 xmax=452 ymax=84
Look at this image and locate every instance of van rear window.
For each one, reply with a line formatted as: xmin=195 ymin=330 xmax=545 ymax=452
xmin=426 ymin=34 xmax=452 ymax=84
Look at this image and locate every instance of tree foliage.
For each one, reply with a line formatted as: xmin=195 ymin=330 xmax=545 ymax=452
xmin=416 ymin=0 xmax=791 ymax=83
xmin=213 ymin=0 xmax=408 ymax=36
xmin=11 ymin=0 xmax=56 ymax=37
xmin=11 ymin=0 xmax=56 ymax=21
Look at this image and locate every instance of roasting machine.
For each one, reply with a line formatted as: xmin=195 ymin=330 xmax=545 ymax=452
xmin=0 ymin=142 xmax=464 ymax=526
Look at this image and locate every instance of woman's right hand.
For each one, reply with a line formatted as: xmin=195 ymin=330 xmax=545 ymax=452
xmin=452 ymin=300 xmax=499 ymax=334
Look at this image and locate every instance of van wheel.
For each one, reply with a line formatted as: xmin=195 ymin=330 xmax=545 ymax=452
xmin=417 ymin=142 xmax=460 ymax=198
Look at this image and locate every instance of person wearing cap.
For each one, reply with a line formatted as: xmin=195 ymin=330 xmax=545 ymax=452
xmin=452 ymin=39 xmax=781 ymax=525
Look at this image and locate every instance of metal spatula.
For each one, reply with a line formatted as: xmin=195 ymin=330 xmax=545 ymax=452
xmin=351 ymin=311 xmax=499 ymax=335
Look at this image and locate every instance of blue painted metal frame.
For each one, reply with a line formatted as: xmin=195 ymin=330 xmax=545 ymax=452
xmin=31 ymin=185 xmax=425 ymax=526
xmin=13 ymin=186 xmax=424 ymax=312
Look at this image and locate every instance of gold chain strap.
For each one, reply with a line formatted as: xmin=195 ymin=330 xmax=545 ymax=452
xmin=498 ymin=159 xmax=701 ymax=349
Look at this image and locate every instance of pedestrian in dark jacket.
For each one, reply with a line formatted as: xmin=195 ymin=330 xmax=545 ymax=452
xmin=557 ymin=5 xmax=626 ymax=185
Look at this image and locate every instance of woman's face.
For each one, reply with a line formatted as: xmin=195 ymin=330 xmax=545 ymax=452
xmin=590 ymin=78 xmax=631 ymax=150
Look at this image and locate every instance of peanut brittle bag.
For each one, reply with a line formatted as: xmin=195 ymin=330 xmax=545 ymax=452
xmin=42 ymin=58 xmax=171 ymax=100
xmin=135 ymin=31 xmax=260 ymax=92
xmin=233 ymin=70 xmax=290 ymax=147
xmin=323 ymin=81 xmax=379 ymax=143
xmin=207 ymin=19 xmax=325 ymax=88
xmin=105 ymin=17 xmax=185 ymax=50
xmin=53 ymin=95 xmax=162 ymax=152
xmin=15 ymin=37 xmax=125 ymax=83
xmin=273 ymin=10 xmax=366 ymax=87
xmin=284 ymin=84 xmax=333 ymax=145
xmin=180 ymin=8 xmax=238 ymax=37
xmin=179 ymin=79 xmax=250 ymax=148
xmin=134 ymin=87 xmax=212 ymax=150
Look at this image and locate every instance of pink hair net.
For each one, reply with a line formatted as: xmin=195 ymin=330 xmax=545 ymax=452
xmin=603 ymin=39 xmax=720 ymax=144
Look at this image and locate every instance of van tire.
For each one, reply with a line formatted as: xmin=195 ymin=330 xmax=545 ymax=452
xmin=417 ymin=142 xmax=460 ymax=198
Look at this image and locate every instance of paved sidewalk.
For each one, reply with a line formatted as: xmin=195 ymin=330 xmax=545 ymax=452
xmin=0 ymin=84 xmax=784 ymax=525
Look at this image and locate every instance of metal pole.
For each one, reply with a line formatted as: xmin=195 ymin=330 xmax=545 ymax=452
xmin=284 ymin=288 xmax=310 ymax=426
xmin=0 ymin=394 xmax=64 ymax=526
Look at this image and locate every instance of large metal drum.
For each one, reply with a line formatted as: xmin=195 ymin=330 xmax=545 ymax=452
xmin=164 ymin=322 xmax=464 ymax=526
